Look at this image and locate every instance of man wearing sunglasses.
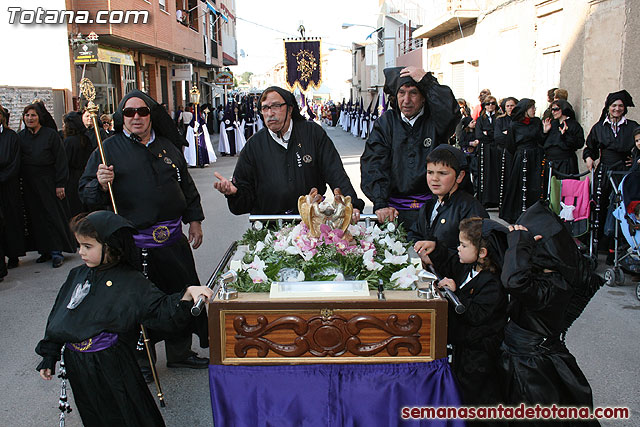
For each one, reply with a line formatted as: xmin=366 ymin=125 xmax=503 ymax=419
xmin=79 ymin=90 xmax=209 ymax=378
xmin=214 ymin=85 xmax=364 ymax=218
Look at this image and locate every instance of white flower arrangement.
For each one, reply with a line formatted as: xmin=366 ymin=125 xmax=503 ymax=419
xmin=230 ymin=221 xmax=417 ymax=292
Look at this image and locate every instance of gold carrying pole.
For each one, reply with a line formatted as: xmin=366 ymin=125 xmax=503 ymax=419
xmin=79 ymin=78 xmax=166 ymax=407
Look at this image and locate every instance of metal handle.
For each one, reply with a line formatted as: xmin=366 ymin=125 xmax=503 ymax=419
xmin=191 ymin=242 xmax=238 ymax=316
xmin=438 ymin=286 xmax=466 ymax=314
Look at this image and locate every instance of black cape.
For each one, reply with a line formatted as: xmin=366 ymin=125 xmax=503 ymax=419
xmin=493 ymin=115 xmax=514 ymax=208
xmin=0 ymin=125 xmax=25 ymax=260
xmin=18 ymin=126 xmax=75 ymax=253
xmin=226 ymin=120 xmax=365 ymax=215
xmin=409 ymin=189 xmax=488 ymax=250
xmin=36 ymin=264 xmax=192 ymax=427
xmin=544 ymin=117 xmax=584 ymax=175
xmin=428 ymin=236 xmax=507 ymax=406
xmin=475 ymin=112 xmax=500 ymax=207
xmin=360 ymin=72 xmax=460 ymax=213
xmin=78 ymin=132 xmax=207 ymax=346
xmin=64 ymin=133 xmax=93 ymax=217
xmin=78 ymin=132 xmax=204 ymax=229
xmin=499 ymin=229 xmax=597 ymax=416
xmin=499 ymin=116 xmax=546 ymax=224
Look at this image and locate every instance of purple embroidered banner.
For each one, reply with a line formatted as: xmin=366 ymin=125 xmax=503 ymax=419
xmin=209 ymin=359 xmax=463 ymax=427
xmin=284 ymin=38 xmax=322 ymax=92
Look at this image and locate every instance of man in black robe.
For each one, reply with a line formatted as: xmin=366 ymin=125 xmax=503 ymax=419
xmin=19 ymin=103 xmax=75 ymax=268
xmin=213 ymin=86 xmax=365 ymax=216
xmin=0 ymin=105 xmax=25 ymax=274
xmin=360 ymin=66 xmax=460 ymax=231
xmin=79 ymin=89 xmax=209 ymax=374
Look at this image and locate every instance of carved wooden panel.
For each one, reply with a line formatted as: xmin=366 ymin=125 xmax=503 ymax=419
xmin=209 ymin=293 xmax=448 ymax=365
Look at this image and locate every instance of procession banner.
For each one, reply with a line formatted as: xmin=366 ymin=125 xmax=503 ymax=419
xmin=284 ymin=38 xmax=322 ymax=92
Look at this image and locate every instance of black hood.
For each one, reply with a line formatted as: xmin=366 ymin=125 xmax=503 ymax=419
xmin=551 ymin=99 xmax=576 ymax=120
xmin=429 ymin=144 xmax=468 ymax=171
xmin=383 ymin=67 xmax=423 ymax=98
xmin=258 ymin=86 xmax=305 ymax=123
xmin=113 ymin=89 xmax=187 ymax=148
xmin=513 ymin=201 xmax=581 ymax=287
xmin=63 ymin=111 xmax=86 ymax=134
xmin=511 ymin=98 xmax=535 ymax=122
xmin=599 ymin=89 xmax=634 ymax=122
xmin=85 ymin=211 xmax=137 ymax=241
xmin=482 ymin=219 xmax=509 ymax=273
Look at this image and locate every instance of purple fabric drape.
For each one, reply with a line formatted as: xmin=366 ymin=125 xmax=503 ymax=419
xmin=209 ymin=359 xmax=463 ymax=427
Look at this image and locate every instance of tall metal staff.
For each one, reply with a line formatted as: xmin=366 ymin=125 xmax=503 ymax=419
xmin=79 ymin=78 xmax=166 ymax=407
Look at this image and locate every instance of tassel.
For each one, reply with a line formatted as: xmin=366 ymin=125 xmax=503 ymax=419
xmin=58 ymin=345 xmax=72 ymax=427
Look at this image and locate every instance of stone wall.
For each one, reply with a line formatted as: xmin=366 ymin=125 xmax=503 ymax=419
xmin=0 ymin=86 xmax=55 ymax=131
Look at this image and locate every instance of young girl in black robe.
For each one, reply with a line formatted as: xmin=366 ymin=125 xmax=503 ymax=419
xmin=36 ymin=211 xmax=213 ymax=427
xmin=415 ymin=217 xmax=508 ymax=406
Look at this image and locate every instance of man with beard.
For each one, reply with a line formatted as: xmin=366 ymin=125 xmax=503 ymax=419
xmin=79 ymin=90 xmax=209 ymax=380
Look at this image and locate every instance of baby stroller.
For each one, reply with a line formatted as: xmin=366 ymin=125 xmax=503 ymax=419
xmin=604 ymin=169 xmax=640 ymax=298
xmin=547 ymin=161 xmax=596 ymax=265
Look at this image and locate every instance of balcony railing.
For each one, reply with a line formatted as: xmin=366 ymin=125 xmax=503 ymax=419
xmin=398 ymin=38 xmax=423 ymax=55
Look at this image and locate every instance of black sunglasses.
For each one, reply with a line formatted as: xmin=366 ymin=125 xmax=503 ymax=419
xmin=551 ymin=107 xmax=561 ymax=112
xmin=123 ymin=107 xmax=151 ymax=117
xmin=485 ymin=102 xmax=497 ymax=106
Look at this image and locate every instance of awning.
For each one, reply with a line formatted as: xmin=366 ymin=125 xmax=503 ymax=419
xmin=98 ymin=47 xmax=135 ymax=66
xmin=205 ymin=1 xmax=228 ymax=23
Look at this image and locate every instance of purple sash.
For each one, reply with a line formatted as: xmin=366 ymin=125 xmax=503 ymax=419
xmin=67 ymin=332 xmax=118 ymax=353
xmin=388 ymin=194 xmax=432 ymax=211
xmin=133 ymin=217 xmax=182 ymax=248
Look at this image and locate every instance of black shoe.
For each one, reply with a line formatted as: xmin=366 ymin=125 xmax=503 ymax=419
xmin=52 ymin=256 xmax=64 ymax=268
xmin=167 ymin=354 xmax=209 ymax=369
xmin=36 ymin=254 xmax=52 ymax=263
xmin=7 ymin=258 xmax=18 ymax=269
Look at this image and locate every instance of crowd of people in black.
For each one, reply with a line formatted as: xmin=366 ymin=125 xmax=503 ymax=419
xmin=0 ymin=72 xmax=637 ymax=424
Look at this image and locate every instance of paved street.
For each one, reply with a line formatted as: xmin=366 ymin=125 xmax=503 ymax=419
xmin=0 ymin=124 xmax=637 ymax=426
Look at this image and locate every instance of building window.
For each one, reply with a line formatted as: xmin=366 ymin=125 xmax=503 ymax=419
xmin=159 ymin=0 xmax=166 ymax=11
xmin=124 ymin=65 xmax=137 ymax=94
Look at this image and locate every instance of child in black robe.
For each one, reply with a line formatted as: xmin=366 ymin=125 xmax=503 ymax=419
xmin=415 ymin=217 xmax=508 ymax=406
xmin=410 ymin=144 xmax=487 ymax=253
xmin=500 ymin=202 xmax=601 ymax=423
xmin=36 ymin=211 xmax=213 ymax=427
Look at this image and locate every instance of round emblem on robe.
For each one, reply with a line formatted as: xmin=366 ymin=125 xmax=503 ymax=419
xmin=164 ymin=157 xmax=173 ymax=165
xmin=106 ymin=280 xmax=113 ymax=287
xmin=225 ymin=119 xmax=230 ymax=125
xmin=152 ymin=226 xmax=171 ymax=243
xmin=424 ymin=138 xmax=432 ymax=147
xmin=303 ymin=155 xmax=312 ymax=163
xmin=440 ymin=218 xmax=446 ymax=224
